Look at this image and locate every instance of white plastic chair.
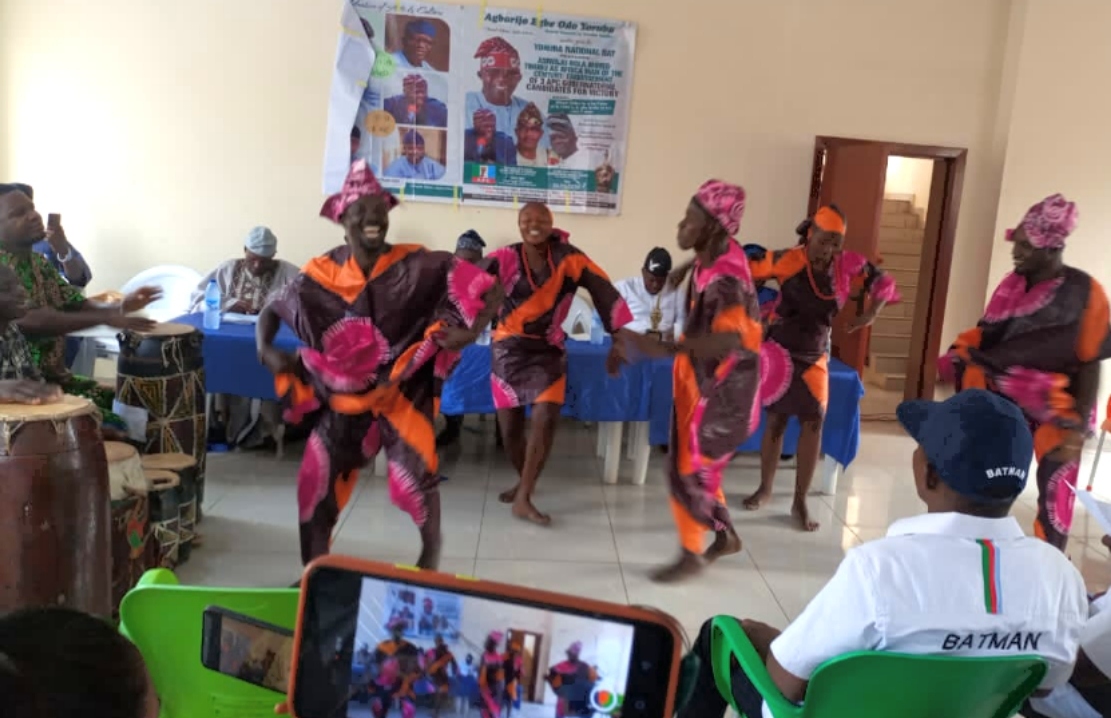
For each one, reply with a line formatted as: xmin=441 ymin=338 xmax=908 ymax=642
xmin=91 ymin=264 xmax=203 ymax=357
xmin=561 ymin=294 xmax=593 ymax=338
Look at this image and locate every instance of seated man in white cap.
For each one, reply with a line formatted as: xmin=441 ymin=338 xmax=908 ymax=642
xmin=189 ymin=226 xmax=299 ymax=315
xmin=191 ymin=226 xmax=299 ymax=449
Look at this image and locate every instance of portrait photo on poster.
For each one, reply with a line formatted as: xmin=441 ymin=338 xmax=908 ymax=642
xmin=384 ymin=14 xmax=451 ymax=72
xmin=383 ymin=127 xmax=449 ymax=182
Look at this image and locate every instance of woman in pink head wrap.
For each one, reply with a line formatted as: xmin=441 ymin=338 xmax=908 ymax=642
xmin=743 ymin=205 xmax=898 ymax=532
xmin=255 ymin=160 xmax=503 ymax=571
xmin=939 ymin=193 xmax=1111 ymax=551
xmin=545 ymin=640 xmax=598 ymax=717
xmin=480 ymin=202 xmax=633 ymax=526
xmin=634 ymin=180 xmax=763 ymax=583
xmin=476 ymin=632 xmax=505 ymax=718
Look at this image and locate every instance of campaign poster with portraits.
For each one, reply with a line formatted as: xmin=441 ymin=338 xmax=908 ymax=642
xmin=384 ymin=583 xmax=463 ymax=642
xmin=324 ymin=0 xmax=637 ymax=216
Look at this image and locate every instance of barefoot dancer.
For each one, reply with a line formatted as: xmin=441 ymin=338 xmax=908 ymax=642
xmin=483 ymin=202 xmax=632 ymax=525
xmin=644 ymin=181 xmax=762 ymax=583
xmin=939 ymin=194 xmax=1111 ymax=551
xmin=742 ymin=206 xmax=898 ymax=531
xmin=256 ymin=160 xmax=501 ymax=569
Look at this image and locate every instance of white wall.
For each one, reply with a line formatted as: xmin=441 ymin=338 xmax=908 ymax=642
xmin=0 ymin=0 xmax=1018 ymax=348
xmin=989 ymin=0 xmax=1110 ymax=417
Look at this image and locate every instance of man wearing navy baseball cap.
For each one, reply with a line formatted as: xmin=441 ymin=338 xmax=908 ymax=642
xmin=677 ymin=389 xmax=1089 ymax=718
xmin=614 ymin=247 xmax=685 ymax=342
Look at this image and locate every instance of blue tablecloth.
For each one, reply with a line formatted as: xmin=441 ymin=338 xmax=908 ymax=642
xmin=172 ymin=313 xmax=299 ymax=400
xmin=440 ymin=339 xmax=652 ymax=421
xmin=647 ymin=356 xmax=864 ymax=467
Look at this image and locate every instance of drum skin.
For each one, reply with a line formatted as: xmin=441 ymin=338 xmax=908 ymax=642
xmin=0 ymin=405 xmax=111 ymax=616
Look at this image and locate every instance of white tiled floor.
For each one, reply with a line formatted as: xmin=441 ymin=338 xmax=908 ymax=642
xmin=178 ymin=419 xmax=1111 ymax=638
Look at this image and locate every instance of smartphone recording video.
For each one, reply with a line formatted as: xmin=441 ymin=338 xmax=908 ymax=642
xmin=292 ymin=561 xmax=680 ymax=718
xmin=201 ymin=607 xmax=294 ymax=694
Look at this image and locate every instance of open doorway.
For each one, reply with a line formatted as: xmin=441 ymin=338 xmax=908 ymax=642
xmin=808 ymin=137 xmax=966 ymax=418
xmin=507 ymin=629 xmax=545 ymax=704
xmin=861 ymin=157 xmax=934 ymax=419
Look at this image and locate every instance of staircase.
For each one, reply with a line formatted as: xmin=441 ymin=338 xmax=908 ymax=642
xmin=864 ymin=196 xmax=923 ymax=394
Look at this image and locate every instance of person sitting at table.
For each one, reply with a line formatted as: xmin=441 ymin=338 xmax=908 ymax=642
xmin=189 ymin=226 xmax=299 ymax=315
xmin=0 ymin=185 xmax=160 ymax=428
xmin=614 ymin=247 xmax=684 ymax=341
xmin=678 ymin=389 xmax=1088 ymax=718
xmin=480 ymin=203 xmax=633 ymax=525
xmin=743 ymin=206 xmax=898 ymax=532
xmin=190 ymin=226 xmax=299 ymax=449
xmin=0 ymin=265 xmax=63 ymax=405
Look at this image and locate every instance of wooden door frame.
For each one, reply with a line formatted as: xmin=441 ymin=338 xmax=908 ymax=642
xmin=809 ymin=136 xmax=967 ymax=400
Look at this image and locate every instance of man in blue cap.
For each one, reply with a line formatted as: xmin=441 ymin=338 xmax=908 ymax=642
xmin=385 ymin=130 xmax=446 ymax=181
xmin=393 ymin=19 xmax=438 ymax=70
xmin=677 ymin=389 xmax=1088 ymax=718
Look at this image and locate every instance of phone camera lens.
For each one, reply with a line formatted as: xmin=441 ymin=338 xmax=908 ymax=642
xmin=640 ymin=660 xmax=653 ymax=672
xmin=634 ymin=699 xmax=647 ymax=711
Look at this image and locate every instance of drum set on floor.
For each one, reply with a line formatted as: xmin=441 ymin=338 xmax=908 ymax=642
xmin=0 ymin=322 xmax=209 ymax=618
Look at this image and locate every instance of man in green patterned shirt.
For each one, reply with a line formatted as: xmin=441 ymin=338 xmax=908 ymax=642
xmin=0 ymin=264 xmax=61 ymax=403
xmin=0 ymin=185 xmax=161 ymax=422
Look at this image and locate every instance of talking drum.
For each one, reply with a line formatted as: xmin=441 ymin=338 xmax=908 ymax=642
xmin=145 ymin=469 xmax=182 ymax=569
xmin=141 ymin=452 xmax=198 ymax=563
xmin=0 ymin=396 xmax=111 ymax=616
xmin=106 ymin=441 xmax=154 ymax=615
xmin=116 ymin=322 xmax=207 ymax=514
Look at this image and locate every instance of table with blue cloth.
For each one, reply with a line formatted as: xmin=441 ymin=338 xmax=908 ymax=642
xmin=637 ymin=355 xmax=865 ymax=491
xmin=440 ymin=338 xmax=651 ymax=421
xmin=171 ymin=313 xmax=299 ymax=400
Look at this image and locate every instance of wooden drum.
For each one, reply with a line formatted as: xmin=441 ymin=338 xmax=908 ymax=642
xmin=0 ymin=396 xmax=111 ymax=616
xmin=145 ymin=469 xmax=182 ymax=569
xmin=116 ymin=322 xmax=207 ymax=515
xmin=141 ymin=452 xmax=197 ymax=563
xmin=106 ymin=441 xmax=154 ymax=615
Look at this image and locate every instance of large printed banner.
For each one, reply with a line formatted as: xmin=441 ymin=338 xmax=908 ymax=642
xmin=323 ymin=0 xmax=637 ymax=215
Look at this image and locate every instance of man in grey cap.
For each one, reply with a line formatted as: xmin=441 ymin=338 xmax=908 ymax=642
xmin=191 ymin=226 xmax=299 ymax=449
xmin=189 ymin=226 xmax=299 ymax=315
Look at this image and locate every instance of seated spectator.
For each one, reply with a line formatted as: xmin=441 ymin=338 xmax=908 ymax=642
xmin=1026 ymin=534 xmax=1111 ymax=717
xmin=0 ymin=606 xmax=159 ymax=718
xmin=0 ymin=185 xmax=159 ymax=429
xmin=190 ymin=226 xmax=298 ymax=448
xmin=6 ymin=183 xmax=93 ymax=288
xmin=189 ymin=226 xmax=298 ymax=315
xmin=0 ymin=264 xmax=62 ymax=405
xmin=614 ymin=247 xmax=684 ymax=341
xmin=384 ymin=75 xmax=448 ymax=128
xmin=678 ymin=389 xmax=1089 ymax=718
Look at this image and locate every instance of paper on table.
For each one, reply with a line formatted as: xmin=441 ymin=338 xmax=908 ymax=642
xmin=221 ymin=313 xmax=258 ymax=325
xmin=1074 ymin=487 xmax=1111 ymax=536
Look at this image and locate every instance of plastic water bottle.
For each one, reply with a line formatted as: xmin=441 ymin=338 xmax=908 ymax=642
xmin=590 ymin=310 xmax=605 ymax=345
xmin=203 ymin=279 xmax=221 ymax=330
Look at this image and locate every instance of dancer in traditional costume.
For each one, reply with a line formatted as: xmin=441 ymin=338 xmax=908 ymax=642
xmin=371 ymin=618 xmax=422 ymax=718
xmin=481 ymin=202 xmax=633 ymax=524
xmin=476 ymin=632 xmax=506 ymax=718
xmin=501 ymin=640 xmax=523 ymax=717
xmin=426 ymin=634 xmax=458 ymax=717
xmin=742 ymin=206 xmax=898 ymax=530
xmin=256 ymin=160 xmax=502 ymax=569
xmin=639 ymin=181 xmax=762 ymax=583
xmin=546 ymin=642 xmax=598 ymax=718
xmin=939 ymin=194 xmax=1111 ymax=550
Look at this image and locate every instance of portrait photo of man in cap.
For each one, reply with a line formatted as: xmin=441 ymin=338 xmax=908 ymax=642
xmin=464 ymin=36 xmax=538 ymax=141
xmin=383 ymin=74 xmax=448 ymax=128
xmin=387 ymin=18 xmax=449 ymax=71
xmin=384 ymin=129 xmax=447 ymax=181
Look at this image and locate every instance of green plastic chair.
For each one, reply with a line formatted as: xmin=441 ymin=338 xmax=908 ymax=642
xmin=118 ymin=569 xmax=300 ymax=718
xmin=710 ymin=616 xmax=1048 ymax=718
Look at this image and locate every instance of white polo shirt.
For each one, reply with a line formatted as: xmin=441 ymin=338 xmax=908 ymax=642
xmin=766 ymin=512 xmax=1089 ymax=718
xmin=613 ymin=276 xmax=685 ymax=338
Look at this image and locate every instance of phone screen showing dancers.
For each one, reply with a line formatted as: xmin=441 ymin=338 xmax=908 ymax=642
xmin=292 ymin=565 xmax=678 ymax=718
